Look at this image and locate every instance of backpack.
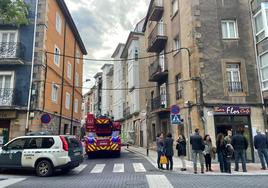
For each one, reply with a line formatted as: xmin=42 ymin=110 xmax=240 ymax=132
xmin=226 ymin=144 xmax=234 ymax=157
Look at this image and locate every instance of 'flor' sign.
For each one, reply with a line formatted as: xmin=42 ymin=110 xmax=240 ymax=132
xmin=214 ymin=106 xmax=251 ymax=115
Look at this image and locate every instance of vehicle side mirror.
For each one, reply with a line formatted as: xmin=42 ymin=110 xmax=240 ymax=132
xmin=2 ymin=146 xmax=8 ymax=151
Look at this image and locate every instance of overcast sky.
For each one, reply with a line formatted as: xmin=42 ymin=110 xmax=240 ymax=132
xmin=65 ymin=0 xmax=150 ymax=93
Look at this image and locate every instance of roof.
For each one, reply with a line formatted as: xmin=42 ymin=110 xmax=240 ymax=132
xmin=142 ymin=0 xmax=154 ymax=32
xmin=111 ymin=43 xmax=125 ymax=58
xmin=56 ymin=0 xmax=87 ymax=55
xmin=120 ymin=31 xmax=144 ymax=58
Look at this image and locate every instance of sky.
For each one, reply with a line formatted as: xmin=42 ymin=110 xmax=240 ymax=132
xmin=65 ymin=0 xmax=150 ymax=93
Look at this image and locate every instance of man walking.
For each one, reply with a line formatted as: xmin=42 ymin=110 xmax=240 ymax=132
xmin=254 ymin=129 xmax=268 ymax=170
xmin=231 ymin=128 xmax=248 ymax=172
xmin=164 ymin=133 xmax=174 ymax=170
xmin=190 ymin=128 xmax=205 ymax=174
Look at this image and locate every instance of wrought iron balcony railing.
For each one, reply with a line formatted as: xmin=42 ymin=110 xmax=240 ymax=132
xmin=149 ymin=0 xmax=164 ymax=21
xmin=147 ymin=22 xmax=167 ymax=53
xmin=228 ymin=81 xmax=243 ymax=93
xmin=151 ymin=94 xmax=169 ymax=111
xmin=149 ymin=57 xmax=168 ymax=82
xmin=0 ymin=88 xmax=15 ymax=106
xmin=0 ymin=42 xmax=25 ymax=61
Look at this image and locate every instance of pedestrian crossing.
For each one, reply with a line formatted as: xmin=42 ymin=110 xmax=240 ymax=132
xmin=89 ymin=162 xmax=148 ymax=174
xmin=0 ymin=178 xmax=26 ymax=188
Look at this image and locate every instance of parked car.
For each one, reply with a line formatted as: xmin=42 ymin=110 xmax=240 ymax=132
xmin=0 ymin=135 xmax=83 ymax=177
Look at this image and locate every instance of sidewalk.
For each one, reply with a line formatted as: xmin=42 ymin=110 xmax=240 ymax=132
xmin=125 ymin=146 xmax=268 ymax=176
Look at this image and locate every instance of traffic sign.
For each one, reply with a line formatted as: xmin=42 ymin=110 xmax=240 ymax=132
xmin=170 ymin=114 xmax=182 ymax=125
xmin=171 ymin=105 xmax=180 ymax=114
xmin=41 ymin=113 xmax=51 ymax=124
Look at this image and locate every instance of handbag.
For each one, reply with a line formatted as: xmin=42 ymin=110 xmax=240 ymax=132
xmin=160 ymin=155 xmax=168 ymax=164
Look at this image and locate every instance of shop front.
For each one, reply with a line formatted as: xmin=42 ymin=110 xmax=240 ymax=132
xmin=213 ymin=106 xmax=254 ymax=162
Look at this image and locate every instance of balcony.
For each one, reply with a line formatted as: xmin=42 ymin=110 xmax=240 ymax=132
xmin=228 ymin=81 xmax=243 ymax=93
xmin=151 ymin=94 xmax=169 ymax=113
xmin=0 ymin=88 xmax=15 ymax=106
xmin=0 ymin=42 xmax=26 ymax=64
xmin=149 ymin=57 xmax=168 ymax=82
xmin=123 ymin=106 xmax=131 ymax=119
xmin=149 ymin=0 xmax=164 ymax=21
xmin=147 ymin=23 xmax=167 ymax=53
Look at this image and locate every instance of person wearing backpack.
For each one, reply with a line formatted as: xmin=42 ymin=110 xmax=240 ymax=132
xmin=216 ymin=133 xmax=228 ymax=173
xmin=225 ymin=143 xmax=234 ymax=173
xmin=176 ymin=134 xmax=187 ymax=171
xmin=254 ymin=129 xmax=268 ymax=170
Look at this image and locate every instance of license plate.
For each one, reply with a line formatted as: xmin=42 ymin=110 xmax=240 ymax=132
xmin=99 ymin=142 xmax=108 ymax=146
xmin=74 ymin=152 xmax=81 ymax=156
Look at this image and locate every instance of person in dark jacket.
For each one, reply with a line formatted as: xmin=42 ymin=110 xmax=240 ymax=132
xmin=216 ymin=133 xmax=228 ymax=173
xmin=204 ymin=134 xmax=213 ymax=172
xmin=231 ymin=128 xmax=248 ymax=172
xmin=156 ymin=133 xmax=164 ymax=169
xmin=190 ymin=128 xmax=205 ymax=174
xmin=254 ymin=129 xmax=268 ymax=170
xmin=176 ymin=134 xmax=187 ymax=171
xmin=164 ymin=133 xmax=174 ymax=170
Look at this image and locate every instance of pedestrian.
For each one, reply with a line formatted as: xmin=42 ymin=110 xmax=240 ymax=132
xmin=216 ymin=133 xmax=228 ymax=173
xmin=164 ymin=133 xmax=174 ymax=170
xmin=156 ymin=133 xmax=164 ymax=170
xmin=203 ymin=134 xmax=213 ymax=172
xmin=254 ymin=129 xmax=268 ymax=170
xmin=224 ymin=130 xmax=232 ymax=144
xmin=190 ymin=128 xmax=205 ymax=174
xmin=176 ymin=134 xmax=187 ymax=171
xmin=231 ymin=128 xmax=248 ymax=172
xmin=225 ymin=143 xmax=234 ymax=173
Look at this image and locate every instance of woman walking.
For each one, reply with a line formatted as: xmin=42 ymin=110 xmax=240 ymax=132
xmin=216 ymin=133 xmax=228 ymax=173
xmin=204 ymin=135 xmax=213 ymax=172
xmin=176 ymin=134 xmax=187 ymax=171
xmin=164 ymin=133 xmax=174 ymax=170
xmin=156 ymin=133 xmax=164 ymax=169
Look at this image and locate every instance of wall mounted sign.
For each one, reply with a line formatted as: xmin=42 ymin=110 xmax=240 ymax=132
xmin=41 ymin=113 xmax=51 ymax=124
xmin=214 ymin=106 xmax=251 ymax=115
xmin=0 ymin=111 xmax=17 ymax=119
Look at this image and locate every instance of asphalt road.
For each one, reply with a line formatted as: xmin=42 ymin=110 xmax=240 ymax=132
xmin=0 ymin=148 xmax=268 ymax=188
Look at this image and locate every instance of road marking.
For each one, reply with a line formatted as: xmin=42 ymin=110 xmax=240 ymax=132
xmin=90 ymin=164 xmax=105 ymax=173
xmin=0 ymin=178 xmax=26 ymax=188
xmin=146 ymin=175 xmax=174 ymax=188
xmin=72 ymin=164 xmax=87 ymax=174
xmin=133 ymin=163 xmax=146 ymax=172
xmin=113 ymin=163 xmax=124 ymax=173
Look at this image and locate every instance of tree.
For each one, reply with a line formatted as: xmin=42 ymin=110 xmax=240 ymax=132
xmin=0 ymin=0 xmax=29 ymax=26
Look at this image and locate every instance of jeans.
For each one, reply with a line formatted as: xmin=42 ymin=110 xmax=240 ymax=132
xmin=192 ymin=150 xmax=204 ymax=172
xmin=157 ymin=151 xmax=163 ymax=168
xmin=179 ymin=156 xmax=186 ymax=169
xmin=234 ymin=149 xmax=247 ymax=172
xmin=218 ymin=152 xmax=227 ymax=173
xmin=257 ymin=148 xmax=268 ymax=169
xmin=166 ymin=155 xmax=173 ymax=170
xmin=204 ymin=154 xmax=212 ymax=170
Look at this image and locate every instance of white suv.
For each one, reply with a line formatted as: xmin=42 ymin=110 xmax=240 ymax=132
xmin=0 ymin=135 xmax=84 ymax=177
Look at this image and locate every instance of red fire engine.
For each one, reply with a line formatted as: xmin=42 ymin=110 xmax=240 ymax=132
xmin=85 ymin=113 xmax=121 ymax=158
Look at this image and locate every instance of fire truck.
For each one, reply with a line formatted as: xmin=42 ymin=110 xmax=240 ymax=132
xmin=84 ymin=114 xmax=121 ymax=158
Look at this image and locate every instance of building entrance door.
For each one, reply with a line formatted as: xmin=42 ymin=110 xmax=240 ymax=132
xmin=0 ymin=120 xmax=10 ymax=146
xmin=214 ymin=115 xmax=254 ymax=162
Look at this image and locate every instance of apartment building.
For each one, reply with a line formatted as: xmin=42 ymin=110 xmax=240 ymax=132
xmin=93 ymin=72 xmax=102 ymax=116
xmin=0 ymin=0 xmax=37 ymax=144
xmin=101 ymin=64 xmax=113 ymax=116
xmin=1 ymin=0 xmax=87 ymax=139
xmin=250 ymin=0 xmax=268 ymax=131
xmin=142 ymin=0 xmax=264 ymax=161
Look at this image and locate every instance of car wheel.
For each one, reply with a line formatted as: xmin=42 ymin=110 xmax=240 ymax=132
xmin=36 ymin=160 xmax=53 ymax=177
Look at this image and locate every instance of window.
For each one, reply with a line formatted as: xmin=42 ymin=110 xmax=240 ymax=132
xmin=134 ymin=47 xmax=139 ymax=61
xmin=51 ymin=84 xmax=59 ymax=103
xmin=56 ymin=12 xmax=62 ymax=34
xmin=75 ymin=72 xmax=79 ymax=87
xmin=74 ymin=99 xmax=78 ymax=113
xmin=172 ymin=0 xmax=178 ymax=16
xmin=253 ymin=3 xmax=268 ymax=42
xmin=65 ymin=92 xmax=71 ymax=109
xmin=7 ymin=138 xmax=27 ymax=150
xmin=260 ymin=53 xmax=268 ymax=90
xmin=160 ymin=83 xmax=167 ymax=108
xmin=0 ymin=71 xmax=14 ymax=106
xmin=54 ymin=46 xmax=60 ymax=66
xmin=67 ymin=62 xmax=72 ymax=80
xmin=176 ymin=74 xmax=183 ymax=99
xmin=173 ymin=37 xmax=180 ymax=54
xmin=221 ymin=20 xmax=238 ymax=39
xmin=226 ymin=64 xmax=243 ymax=92
xmin=76 ymin=50 xmax=80 ymax=64
xmin=159 ymin=50 xmax=166 ymax=71
xmin=0 ymin=30 xmax=18 ymax=58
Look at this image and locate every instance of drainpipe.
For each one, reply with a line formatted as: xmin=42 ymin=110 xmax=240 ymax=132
xmin=70 ymin=42 xmax=77 ymax=135
xmin=25 ymin=0 xmax=39 ymax=134
xmin=58 ymin=21 xmax=67 ymax=135
xmin=249 ymin=1 xmax=268 ymax=133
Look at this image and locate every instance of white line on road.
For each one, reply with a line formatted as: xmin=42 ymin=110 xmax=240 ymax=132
xmin=146 ymin=175 xmax=174 ymax=188
xmin=71 ymin=164 xmax=87 ymax=174
xmin=133 ymin=163 xmax=146 ymax=172
xmin=90 ymin=164 xmax=105 ymax=173
xmin=113 ymin=163 xmax=124 ymax=173
xmin=0 ymin=178 xmax=26 ymax=188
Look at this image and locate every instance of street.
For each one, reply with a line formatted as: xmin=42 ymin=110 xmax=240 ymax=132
xmin=0 ymin=148 xmax=267 ymax=188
